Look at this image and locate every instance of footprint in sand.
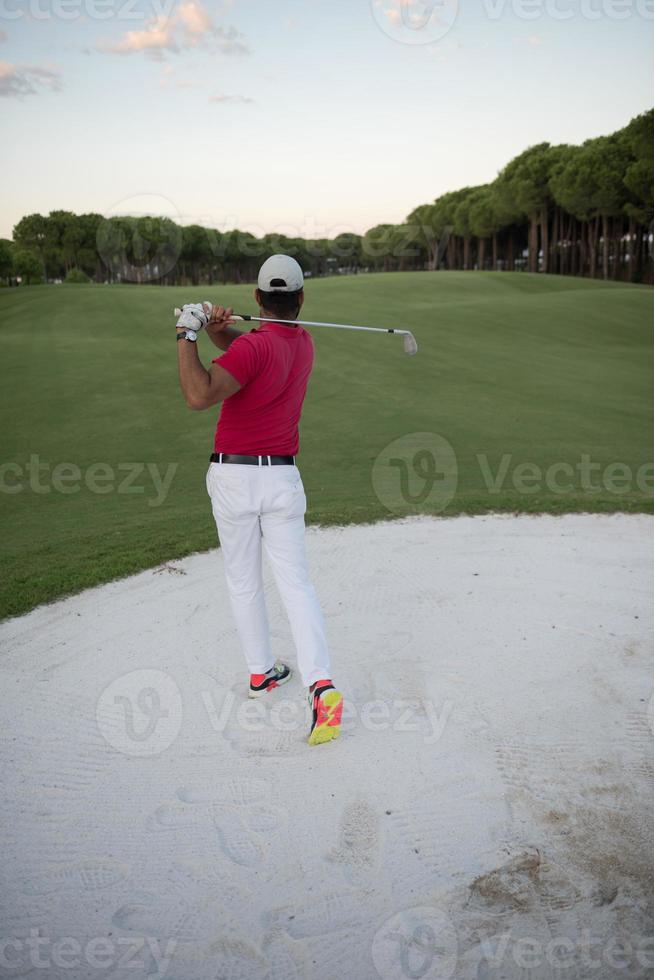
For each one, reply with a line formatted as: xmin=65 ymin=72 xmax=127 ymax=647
xmin=464 ymin=848 xmax=545 ymax=919
xmin=458 ymin=850 xmax=602 ymax=979
xmin=622 ymin=709 xmax=654 ymax=783
xmin=495 ymin=738 xmax=628 ymax=813
xmin=176 ymin=778 xmax=269 ymax=807
xmin=211 ymin=809 xmax=266 ymax=867
xmin=153 ymin=777 xmax=270 ymax=827
xmin=153 ymin=803 xmax=265 ymax=866
xmin=261 ymin=931 xmax=309 ymax=980
xmin=21 ymin=859 xmax=130 ymax=896
xmin=224 ymin=723 xmax=308 ymax=758
xmin=151 ymin=783 xmax=287 ymax=867
xmin=532 ymin=855 xmax=583 ymax=924
xmin=243 ymin=804 xmax=288 ymax=835
xmin=326 ymin=798 xmax=380 ymax=878
xmin=462 ymin=850 xmax=586 ymax=939
xmin=112 ymin=893 xmax=238 ymax=945
xmin=152 ymin=801 xmax=217 ymax=829
xmin=204 ymin=938 xmax=269 ymax=980
xmin=170 ymin=859 xmax=249 ymax=904
xmin=174 ymin=779 xmax=288 ymax=834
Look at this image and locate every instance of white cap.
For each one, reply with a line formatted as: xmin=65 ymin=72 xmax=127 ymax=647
xmin=257 ymin=254 xmax=304 ymax=293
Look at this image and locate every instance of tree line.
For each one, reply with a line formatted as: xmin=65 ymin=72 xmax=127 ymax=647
xmin=2 ymin=107 xmax=652 ymax=287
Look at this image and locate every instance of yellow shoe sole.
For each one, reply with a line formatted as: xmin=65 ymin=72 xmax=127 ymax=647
xmin=308 ymin=690 xmax=343 ymax=746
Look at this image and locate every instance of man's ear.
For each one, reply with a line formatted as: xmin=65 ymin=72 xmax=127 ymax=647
xmin=297 ymin=289 xmax=305 ymax=311
xmin=254 ymin=288 xmax=261 ymax=307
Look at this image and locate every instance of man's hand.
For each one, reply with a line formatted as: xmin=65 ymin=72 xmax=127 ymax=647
xmin=205 ymin=305 xmax=243 ymax=352
xmin=176 ymin=303 xmax=211 ymax=334
xmin=206 ymin=305 xmax=236 ymax=339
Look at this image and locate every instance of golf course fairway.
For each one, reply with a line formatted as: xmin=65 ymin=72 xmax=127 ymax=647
xmin=1 ymin=271 xmax=652 ymax=619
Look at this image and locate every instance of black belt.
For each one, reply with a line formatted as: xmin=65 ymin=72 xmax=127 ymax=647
xmin=210 ymin=453 xmax=295 ymax=466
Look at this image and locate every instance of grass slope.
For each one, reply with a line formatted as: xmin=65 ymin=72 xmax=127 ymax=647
xmin=1 ymin=272 xmax=652 ymax=619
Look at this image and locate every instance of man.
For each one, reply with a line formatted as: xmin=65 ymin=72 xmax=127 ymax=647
xmin=175 ymin=254 xmax=343 ymax=746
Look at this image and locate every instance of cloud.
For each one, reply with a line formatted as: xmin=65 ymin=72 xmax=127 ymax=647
xmin=212 ymin=25 xmax=249 ymax=55
xmin=209 ymin=93 xmax=254 ymax=105
xmin=0 ymin=60 xmax=62 ymax=97
xmin=177 ymin=1 xmax=212 ymax=37
xmin=103 ymin=17 xmax=175 ymax=56
xmin=0 ymin=30 xmax=7 ymax=43
xmin=99 ymin=1 xmax=248 ymax=58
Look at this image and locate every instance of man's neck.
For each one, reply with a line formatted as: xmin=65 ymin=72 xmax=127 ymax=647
xmin=261 ymin=312 xmax=299 ymax=326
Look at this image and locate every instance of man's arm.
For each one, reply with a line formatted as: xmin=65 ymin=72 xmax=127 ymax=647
xmin=177 ymin=338 xmax=241 ymax=410
xmin=205 ymin=305 xmax=244 ymax=352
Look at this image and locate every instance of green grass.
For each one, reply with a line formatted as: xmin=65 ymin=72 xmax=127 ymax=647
xmin=1 ymin=272 xmax=653 ymax=620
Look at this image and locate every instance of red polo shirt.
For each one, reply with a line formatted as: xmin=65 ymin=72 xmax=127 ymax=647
xmin=213 ymin=321 xmax=314 ymax=456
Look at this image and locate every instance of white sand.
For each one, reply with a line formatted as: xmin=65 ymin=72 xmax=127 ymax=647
xmin=1 ymin=514 xmax=653 ymax=980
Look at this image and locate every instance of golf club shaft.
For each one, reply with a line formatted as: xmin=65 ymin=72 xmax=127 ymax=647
xmin=173 ymin=308 xmax=417 ymax=355
xmin=174 ymin=308 xmax=408 ymax=337
xmin=233 ymin=315 xmax=410 ymax=338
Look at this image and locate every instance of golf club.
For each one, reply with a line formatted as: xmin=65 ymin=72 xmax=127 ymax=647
xmin=174 ymin=308 xmax=418 ymax=356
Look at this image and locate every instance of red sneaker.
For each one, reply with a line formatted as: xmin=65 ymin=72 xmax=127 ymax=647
xmin=308 ymin=681 xmax=343 ymax=746
xmin=249 ymin=661 xmax=292 ymax=699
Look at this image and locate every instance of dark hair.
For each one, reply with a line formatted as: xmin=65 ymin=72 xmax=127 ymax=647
xmin=257 ymin=288 xmax=303 ymax=321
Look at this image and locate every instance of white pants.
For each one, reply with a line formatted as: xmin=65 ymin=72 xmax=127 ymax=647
xmin=206 ymin=461 xmax=332 ymax=688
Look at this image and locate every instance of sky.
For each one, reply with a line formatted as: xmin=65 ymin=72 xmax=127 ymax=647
xmin=1 ymin=0 xmax=653 ymax=239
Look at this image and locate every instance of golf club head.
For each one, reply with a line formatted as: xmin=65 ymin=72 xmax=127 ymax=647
xmin=402 ymin=332 xmax=418 ymax=356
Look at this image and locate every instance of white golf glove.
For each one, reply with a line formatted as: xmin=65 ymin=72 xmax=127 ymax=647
xmin=176 ymin=302 xmax=211 ymax=333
